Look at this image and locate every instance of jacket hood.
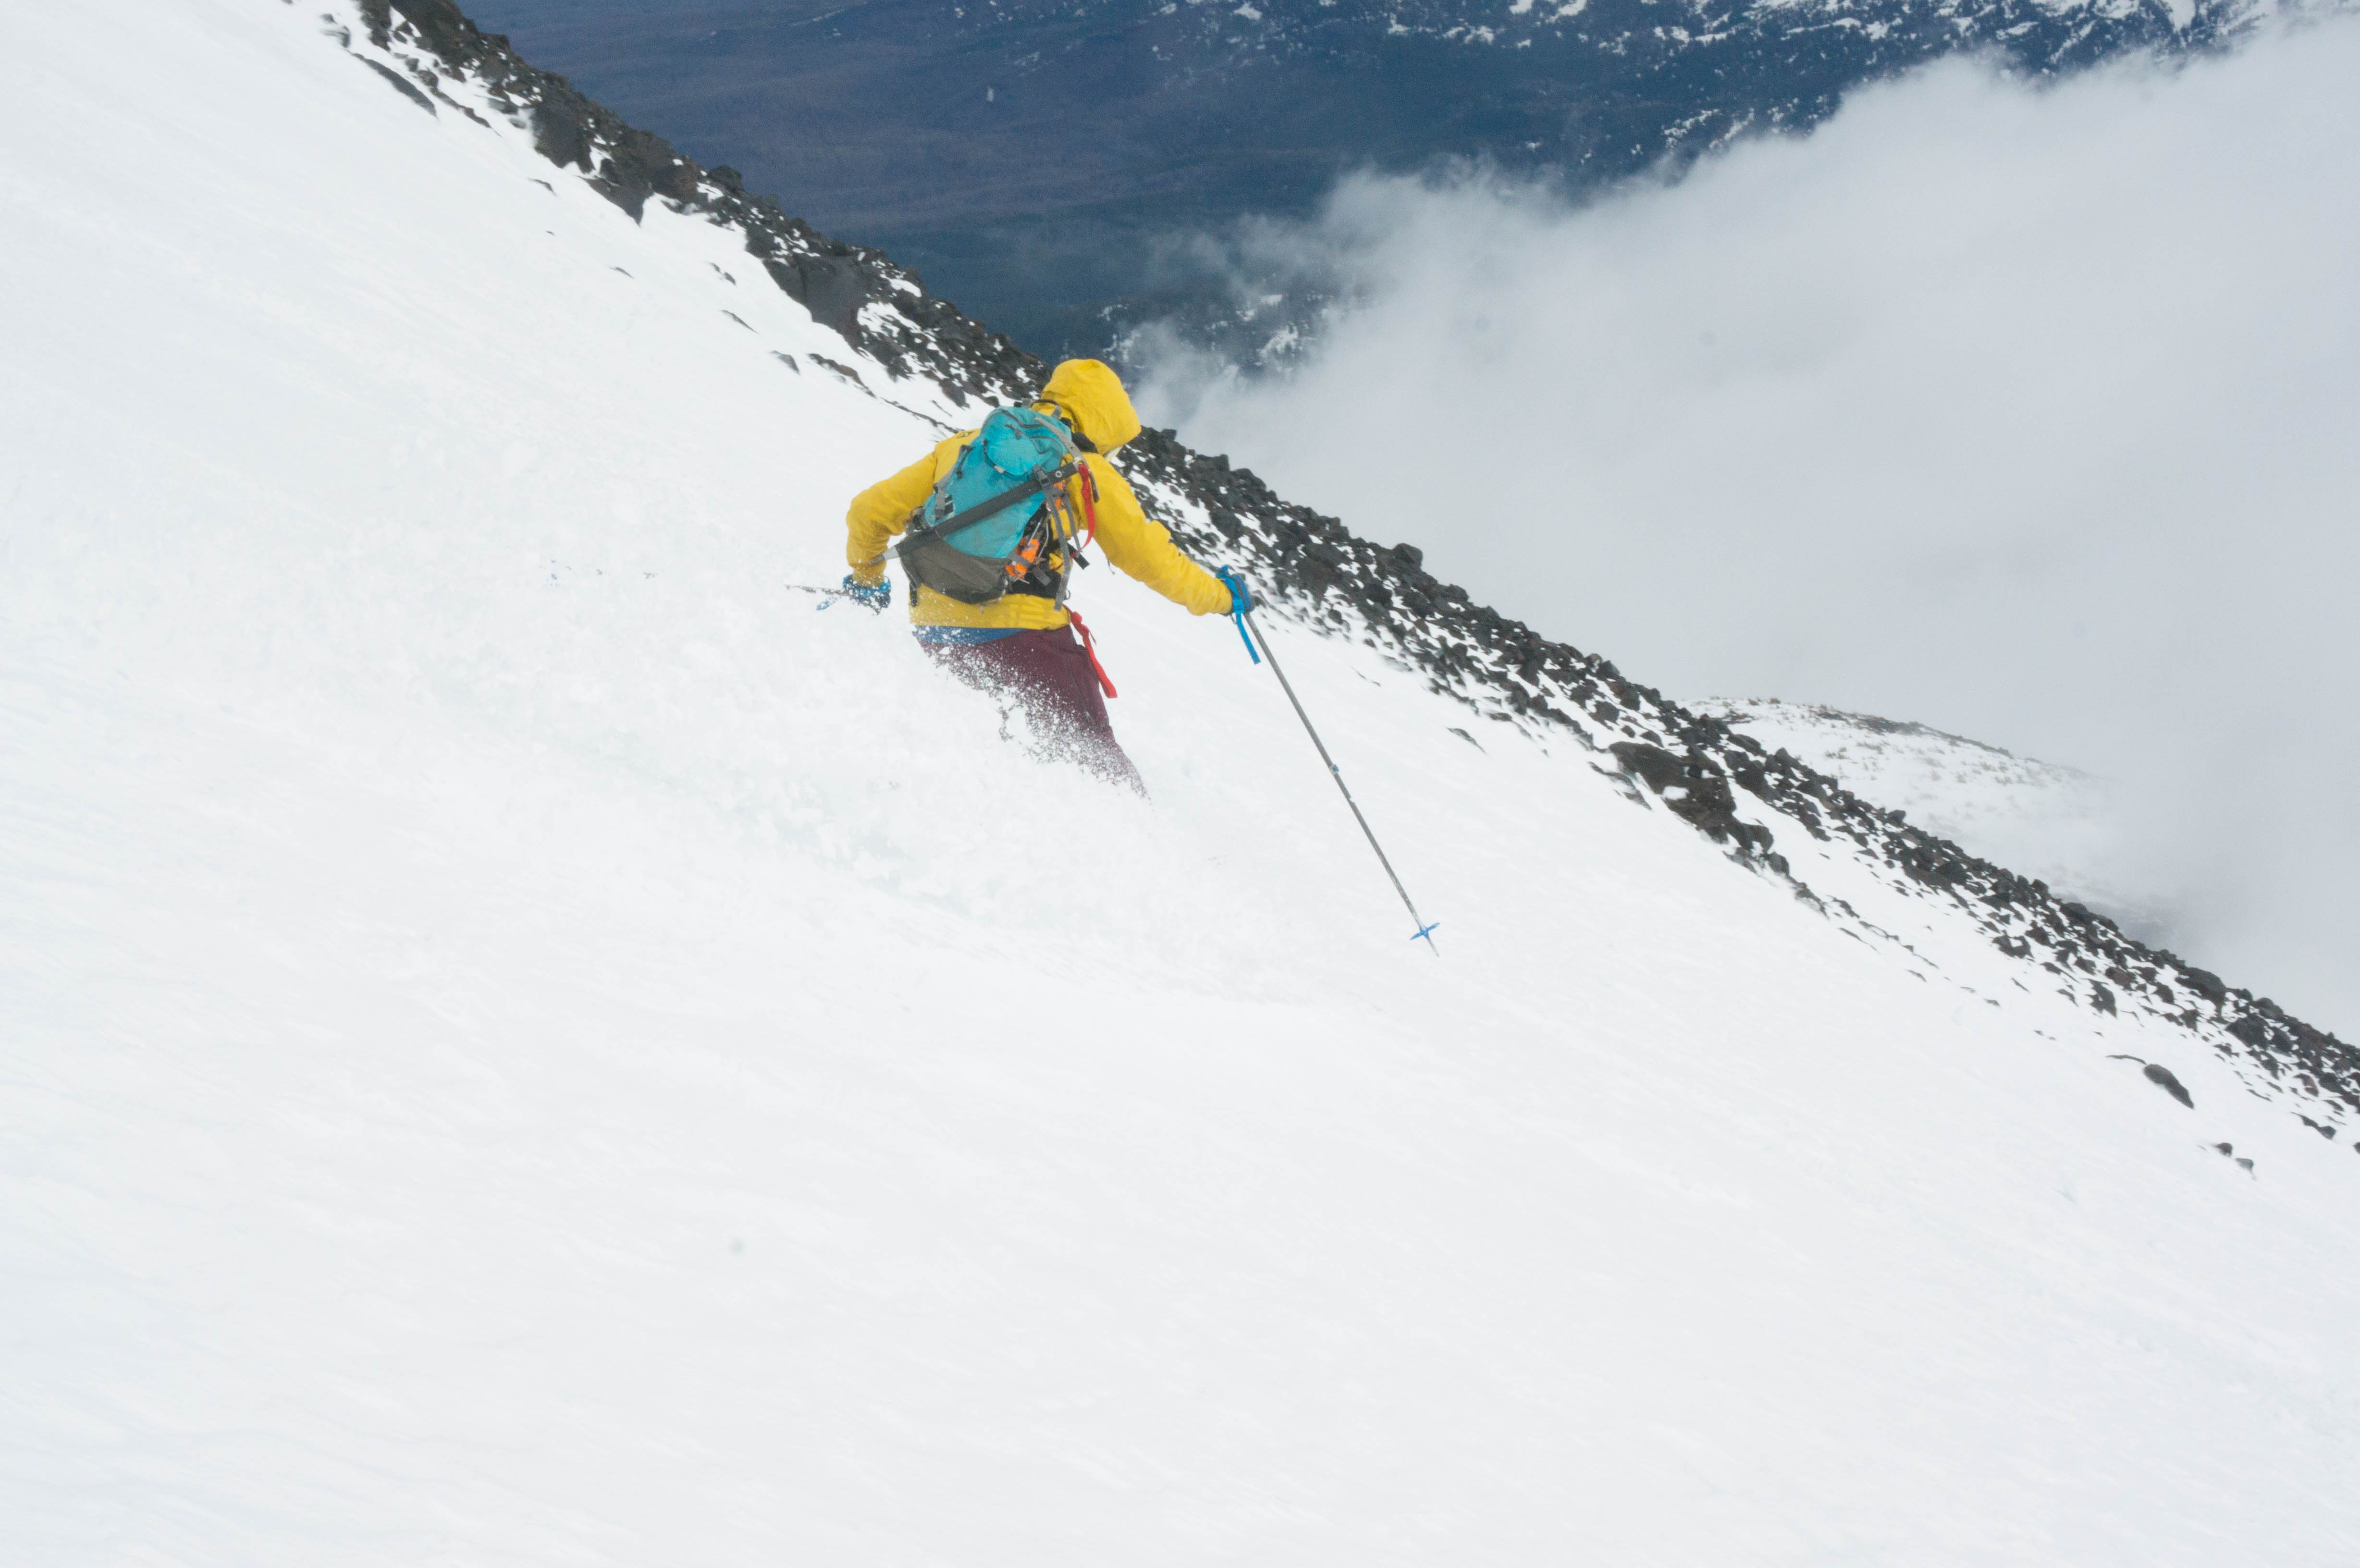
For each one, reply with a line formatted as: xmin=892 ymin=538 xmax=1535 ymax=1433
xmin=1038 ymin=359 xmax=1143 ymax=453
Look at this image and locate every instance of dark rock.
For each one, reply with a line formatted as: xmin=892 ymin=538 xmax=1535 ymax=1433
xmin=361 ymin=58 xmax=435 ymax=113
xmin=1293 ymin=551 xmax=1340 ymax=598
xmin=1609 ymin=741 xmax=1682 ymax=794
xmin=2143 ymin=1063 xmax=2193 ymax=1108
xmin=531 ymin=98 xmax=591 ymax=170
xmin=765 ymin=256 xmax=866 ymax=346
xmin=388 ymin=0 xmax=476 ymax=57
xmin=1608 ymin=743 xmax=1769 ymax=852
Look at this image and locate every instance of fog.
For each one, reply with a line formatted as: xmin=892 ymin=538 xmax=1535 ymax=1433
xmin=1135 ymin=19 xmax=2360 ymax=1036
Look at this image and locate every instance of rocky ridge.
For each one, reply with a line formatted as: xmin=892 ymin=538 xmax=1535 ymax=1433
xmin=359 ymin=0 xmax=2355 ymax=1138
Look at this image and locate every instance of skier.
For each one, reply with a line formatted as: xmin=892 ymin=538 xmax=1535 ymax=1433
xmin=841 ymin=358 xmax=1245 ymax=790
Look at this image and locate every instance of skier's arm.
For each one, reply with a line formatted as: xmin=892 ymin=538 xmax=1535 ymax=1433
xmin=845 ymin=439 xmax=960 ymax=586
xmin=1085 ymin=455 xmax=1233 ymax=615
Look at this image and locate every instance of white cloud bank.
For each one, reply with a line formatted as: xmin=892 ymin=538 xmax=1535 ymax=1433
xmin=1138 ymin=19 xmax=2360 ymax=1036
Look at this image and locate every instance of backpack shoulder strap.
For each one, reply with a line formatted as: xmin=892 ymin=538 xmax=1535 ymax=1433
xmin=894 ymin=457 xmax=1079 ymax=558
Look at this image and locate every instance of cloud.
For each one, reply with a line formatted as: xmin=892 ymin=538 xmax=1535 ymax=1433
xmin=1135 ymin=19 xmax=2360 ymax=1034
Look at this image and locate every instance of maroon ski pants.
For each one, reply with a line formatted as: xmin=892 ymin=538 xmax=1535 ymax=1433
xmin=921 ymin=625 xmax=1146 ymax=793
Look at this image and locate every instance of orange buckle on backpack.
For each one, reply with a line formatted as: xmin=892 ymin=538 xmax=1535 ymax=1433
xmin=1005 ymin=532 xmax=1046 ymax=579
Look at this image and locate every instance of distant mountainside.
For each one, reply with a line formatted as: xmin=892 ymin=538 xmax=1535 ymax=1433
xmin=1696 ymin=698 xmax=2176 ymax=944
xmin=467 ymin=0 xmax=2251 ymax=355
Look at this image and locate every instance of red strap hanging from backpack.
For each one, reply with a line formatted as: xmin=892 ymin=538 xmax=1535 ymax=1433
xmin=1075 ymin=461 xmax=1099 ymax=551
xmin=1066 ymin=610 xmax=1118 ymax=699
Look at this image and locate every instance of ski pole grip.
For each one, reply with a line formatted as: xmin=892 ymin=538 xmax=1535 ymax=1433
xmin=1216 ymin=568 xmax=1259 ymax=664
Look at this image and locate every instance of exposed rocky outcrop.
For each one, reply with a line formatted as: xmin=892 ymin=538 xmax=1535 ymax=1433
xmin=356 ymin=0 xmax=2355 ymax=1131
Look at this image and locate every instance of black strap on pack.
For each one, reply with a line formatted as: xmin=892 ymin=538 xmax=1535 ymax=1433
xmin=893 ymin=459 xmax=1079 ymax=561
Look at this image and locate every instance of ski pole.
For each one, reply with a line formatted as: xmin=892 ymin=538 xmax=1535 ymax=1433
xmin=787 ymin=579 xmax=888 ymax=611
xmin=1237 ymin=601 xmax=1440 ymax=955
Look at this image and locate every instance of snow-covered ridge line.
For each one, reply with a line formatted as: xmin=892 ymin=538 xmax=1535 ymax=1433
xmin=359 ymin=0 xmax=2352 ymax=1131
xmin=1704 ymin=699 xmax=2046 ymax=764
xmin=1690 ymin=697 xmax=2147 ymax=926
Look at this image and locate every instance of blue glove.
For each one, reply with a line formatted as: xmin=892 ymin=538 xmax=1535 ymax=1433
xmin=1213 ymin=567 xmax=1258 ymax=664
xmin=841 ymin=572 xmax=891 ymax=612
xmin=1214 ymin=566 xmax=1252 ymax=617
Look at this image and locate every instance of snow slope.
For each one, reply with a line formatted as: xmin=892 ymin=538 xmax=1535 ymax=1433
xmin=3 ymin=3 xmax=2357 ymax=1562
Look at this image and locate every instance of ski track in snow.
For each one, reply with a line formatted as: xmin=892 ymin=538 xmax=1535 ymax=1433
xmin=1 ymin=2 xmax=2355 ymax=1562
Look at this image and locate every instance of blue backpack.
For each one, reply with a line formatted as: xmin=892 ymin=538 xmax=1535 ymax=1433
xmin=894 ymin=406 xmax=1089 ymax=605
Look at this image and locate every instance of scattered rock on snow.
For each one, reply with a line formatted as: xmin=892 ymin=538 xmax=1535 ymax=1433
xmin=361 ymin=57 xmax=434 ymax=113
xmin=2143 ymin=1063 xmax=2193 ymax=1108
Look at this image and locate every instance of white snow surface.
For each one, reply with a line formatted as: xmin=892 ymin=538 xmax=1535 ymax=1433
xmin=1696 ymin=697 xmax=2168 ymax=932
xmin=2 ymin=3 xmax=2356 ymax=1562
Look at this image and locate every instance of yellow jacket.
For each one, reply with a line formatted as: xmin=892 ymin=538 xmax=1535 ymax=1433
xmin=845 ymin=359 xmax=1234 ymax=629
